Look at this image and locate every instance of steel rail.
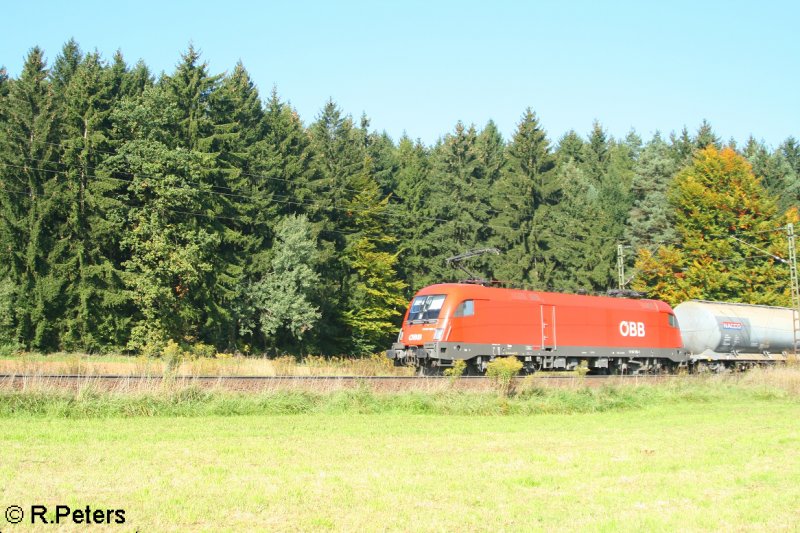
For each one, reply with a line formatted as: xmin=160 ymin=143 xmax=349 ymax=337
xmin=0 ymin=373 xmax=685 ymax=380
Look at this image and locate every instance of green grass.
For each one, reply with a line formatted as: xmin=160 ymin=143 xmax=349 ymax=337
xmin=0 ymin=379 xmax=799 ymax=531
xmin=0 ymin=400 xmax=798 ymax=531
xmin=0 ymin=379 xmax=787 ymax=418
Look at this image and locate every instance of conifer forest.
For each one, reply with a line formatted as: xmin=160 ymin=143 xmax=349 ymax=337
xmin=1 ymin=42 xmax=798 ymax=356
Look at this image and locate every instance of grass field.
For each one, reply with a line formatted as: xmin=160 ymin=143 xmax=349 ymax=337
xmin=1 ymin=373 xmax=799 ymax=531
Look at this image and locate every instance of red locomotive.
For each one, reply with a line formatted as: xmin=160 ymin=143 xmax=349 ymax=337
xmin=386 ymin=283 xmax=686 ymax=374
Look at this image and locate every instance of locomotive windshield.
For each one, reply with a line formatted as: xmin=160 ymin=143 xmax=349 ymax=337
xmin=407 ymin=295 xmax=446 ymax=323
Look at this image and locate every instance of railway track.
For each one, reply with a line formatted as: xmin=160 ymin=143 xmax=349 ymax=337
xmin=0 ymin=373 xmax=683 ymax=392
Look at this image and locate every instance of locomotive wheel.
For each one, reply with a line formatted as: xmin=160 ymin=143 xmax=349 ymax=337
xmin=463 ymin=362 xmax=484 ymax=376
xmin=417 ymin=365 xmax=443 ymax=377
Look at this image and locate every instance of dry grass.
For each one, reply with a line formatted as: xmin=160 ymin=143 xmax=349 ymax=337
xmin=733 ymin=365 xmax=800 ymax=397
xmin=0 ymin=352 xmax=414 ymax=377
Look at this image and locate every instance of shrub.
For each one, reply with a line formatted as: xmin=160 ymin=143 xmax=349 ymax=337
xmin=486 ymin=357 xmax=523 ymax=396
xmin=161 ymin=340 xmax=188 ymax=375
xmin=0 ymin=341 xmax=24 ymax=356
xmin=444 ymin=360 xmax=467 ymax=383
xmin=191 ymin=343 xmax=217 ymax=359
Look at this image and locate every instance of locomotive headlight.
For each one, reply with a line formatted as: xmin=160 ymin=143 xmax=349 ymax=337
xmin=433 ymin=328 xmax=444 ymax=341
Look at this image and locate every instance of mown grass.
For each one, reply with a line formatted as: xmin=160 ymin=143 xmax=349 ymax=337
xmin=0 ymin=391 xmax=798 ymax=531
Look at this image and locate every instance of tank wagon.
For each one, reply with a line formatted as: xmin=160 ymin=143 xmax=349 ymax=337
xmin=386 ymin=283 xmax=686 ymax=375
xmin=387 ymin=284 xmax=794 ymax=374
xmin=674 ymin=300 xmax=793 ymax=370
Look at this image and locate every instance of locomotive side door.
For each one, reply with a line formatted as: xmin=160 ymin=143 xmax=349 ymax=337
xmin=541 ymin=305 xmax=557 ymax=350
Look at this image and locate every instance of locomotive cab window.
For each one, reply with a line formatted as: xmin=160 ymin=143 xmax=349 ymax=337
xmin=668 ymin=313 xmax=679 ymax=328
xmin=408 ymin=295 xmax=446 ymax=322
xmin=453 ymin=300 xmax=474 ymax=317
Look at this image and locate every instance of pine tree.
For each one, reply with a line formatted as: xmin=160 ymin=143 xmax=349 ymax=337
xmin=583 ymin=120 xmax=609 ymax=178
xmin=51 ymin=39 xmax=82 ymax=94
xmin=781 ymin=137 xmax=800 ymax=176
xmin=161 ymin=48 xmax=245 ymax=348
xmin=393 ymin=135 xmax=432 ymax=293
xmin=555 ymin=130 xmax=584 ymax=164
xmin=598 ymin=138 xmax=636 ymax=253
xmin=0 ymin=47 xmax=61 ymax=349
xmin=633 ymin=147 xmax=790 ymax=305
xmin=55 ymin=51 xmax=131 ymax=350
xmin=475 ymin=120 xmax=505 ymax=185
xmin=536 ymin=160 xmax=616 ymax=291
xmin=490 ymin=108 xmax=555 ymax=286
xmin=669 ymin=126 xmax=694 ymax=164
xmin=694 ymin=119 xmax=720 ymax=150
xmin=743 ymin=137 xmax=797 ymax=213
xmin=164 ymin=45 xmax=222 ymax=150
xmin=422 ymin=122 xmax=493 ymax=283
xmin=625 ymin=133 xmax=679 ymax=251
xmin=359 ymin=115 xmax=398 ymax=196
xmin=124 ymin=60 xmax=153 ymax=98
xmin=0 ymin=67 xmax=8 ymax=99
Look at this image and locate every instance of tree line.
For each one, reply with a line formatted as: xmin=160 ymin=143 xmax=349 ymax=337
xmin=1 ymin=41 xmax=797 ymax=356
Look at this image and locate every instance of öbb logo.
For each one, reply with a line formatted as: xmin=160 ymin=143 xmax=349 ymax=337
xmin=619 ymin=321 xmax=646 ymax=337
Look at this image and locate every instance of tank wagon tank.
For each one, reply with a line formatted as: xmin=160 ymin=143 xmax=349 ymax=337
xmin=673 ymin=300 xmax=794 ymax=369
xmin=387 ymin=283 xmax=686 ymax=375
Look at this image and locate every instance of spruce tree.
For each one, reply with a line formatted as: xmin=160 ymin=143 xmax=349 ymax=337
xmin=669 ymin=126 xmax=694 ymax=164
xmin=694 ymin=119 xmax=720 ymax=150
xmin=393 ymin=135 xmax=432 ymax=293
xmin=307 ymin=101 xmax=407 ymax=353
xmin=0 ymin=47 xmax=61 ymax=349
xmin=781 ymin=137 xmax=800 ymax=176
xmin=422 ymin=122 xmax=492 ymax=283
xmin=161 ymin=48 xmax=244 ymax=348
xmin=537 ymin=160 xmax=616 ymax=291
xmin=555 ymin=130 xmax=584 ymax=164
xmin=51 ymin=39 xmax=82 ymax=94
xmin=625 ymin=133 xmax=679 ymax=251
xmin=55 ymin=52 xmax=131 ymax=351
xmin=0 ymin=67 xmax=8 ymax=99
xmin=744 ymin=137 xmax=797 ymax=213
xmin=490 ymin=108 xmax=555 ymax=286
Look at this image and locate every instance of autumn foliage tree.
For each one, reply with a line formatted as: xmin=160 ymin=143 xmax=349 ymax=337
xmin=633 ymin=147 xmax=794 ymax=306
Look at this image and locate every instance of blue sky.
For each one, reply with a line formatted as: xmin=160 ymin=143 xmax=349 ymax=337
xmin=2 ymin=0 xmax=797 ymax=147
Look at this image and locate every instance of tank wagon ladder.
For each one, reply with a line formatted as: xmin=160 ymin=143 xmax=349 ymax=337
xmin=788 ymin=223 xmax=800 ymax=357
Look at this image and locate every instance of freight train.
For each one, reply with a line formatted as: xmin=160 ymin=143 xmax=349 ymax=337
xmin=386 ymin=283 xmax=794 ymax=375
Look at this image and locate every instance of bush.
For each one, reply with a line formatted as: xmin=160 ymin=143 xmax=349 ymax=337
xmin=486 ymin=357 xmax=523 ymax=396
xmin=0 ymin=341 xmax=24 ymax=356
xmin=161 ymin=340 xmax=188 ymax=375
xmin=444 ymin=360 xmax=467 ymax=382
xmin=191 ymin=343 xmax=217 ymax=359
